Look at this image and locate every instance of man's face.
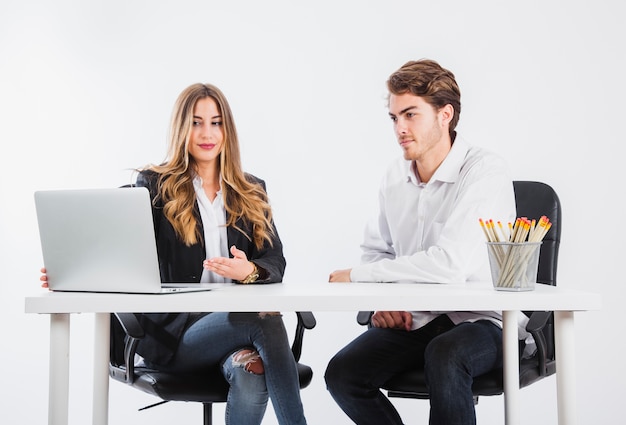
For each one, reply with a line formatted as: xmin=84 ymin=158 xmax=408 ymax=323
xmin=388 ymin=93 xmax=450 ymax=163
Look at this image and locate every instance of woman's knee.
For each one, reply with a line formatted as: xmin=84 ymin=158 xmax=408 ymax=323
xmin=223 ymin=349 xmax=268 ymax=398
xmin=232 ymin=348 xmax=265 ymax=374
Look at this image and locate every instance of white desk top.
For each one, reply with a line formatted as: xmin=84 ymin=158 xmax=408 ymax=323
xmin=25 ymin=281 xmax=602 ymax=314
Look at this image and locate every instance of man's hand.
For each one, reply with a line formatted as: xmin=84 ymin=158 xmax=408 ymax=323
xmin=329 ymin=269 xmax=352 ymax=282
xmin=371 ymin=311 xmax=412 ymax=331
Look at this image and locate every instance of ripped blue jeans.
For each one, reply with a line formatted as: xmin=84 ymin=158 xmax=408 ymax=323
xmin=154 ymin=312 xmax=307 ymax=425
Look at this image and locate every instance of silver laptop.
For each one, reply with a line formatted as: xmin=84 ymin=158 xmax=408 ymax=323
xmin=34 ymin=187 xmax=218 ymax=294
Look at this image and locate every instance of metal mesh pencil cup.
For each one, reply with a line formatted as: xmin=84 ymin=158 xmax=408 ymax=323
xmin=486 ymin=242 xmax=541 ymax=291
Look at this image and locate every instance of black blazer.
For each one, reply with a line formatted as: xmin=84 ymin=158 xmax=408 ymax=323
xmin=132 ymin=169 xmax=286 ymax=365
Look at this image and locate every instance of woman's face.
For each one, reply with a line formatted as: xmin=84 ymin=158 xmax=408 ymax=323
xmin=187 ymin=96 xmax=224 ymax=167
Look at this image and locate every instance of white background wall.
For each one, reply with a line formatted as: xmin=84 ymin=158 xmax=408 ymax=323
xmin=1 ymin=1 xmax=624 ymax=424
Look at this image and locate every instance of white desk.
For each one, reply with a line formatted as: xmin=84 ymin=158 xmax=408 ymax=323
xmin=25 ymin=281 xmax=601 ymax=425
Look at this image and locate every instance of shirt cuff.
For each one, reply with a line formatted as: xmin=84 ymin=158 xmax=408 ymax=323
xmin=350 ymin=264 xmax=375 ymax=282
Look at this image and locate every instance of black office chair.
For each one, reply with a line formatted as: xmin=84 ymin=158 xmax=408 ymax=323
xmin=110 ymin=311 xmax=316 ymax=425
xmin=356 ymin=180 xmax=562 ymax=403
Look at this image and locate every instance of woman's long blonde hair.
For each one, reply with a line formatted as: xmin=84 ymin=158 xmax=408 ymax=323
xmin=144 ymin=83 xmax=275 ymax=249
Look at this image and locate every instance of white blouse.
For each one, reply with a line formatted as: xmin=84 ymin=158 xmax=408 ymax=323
xmin=193 ymin=176 xmax=230 ymax=283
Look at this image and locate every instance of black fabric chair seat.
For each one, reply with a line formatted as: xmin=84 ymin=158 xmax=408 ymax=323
xmin=384 ymin=355 xmax=556 ymax=400
xmin=109 ymin=311 xmax=316 ymax=424
xmin=128 ymin=362 xmax=314 ymax=403
xmin=130 ymin=367 xmax=230 ymax=402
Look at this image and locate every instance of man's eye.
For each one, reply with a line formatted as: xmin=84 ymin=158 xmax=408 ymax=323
xmin=389 ymin=116 xmax=397 ymax=122
xmin=406 ymin=113 xmax=415 ymax=118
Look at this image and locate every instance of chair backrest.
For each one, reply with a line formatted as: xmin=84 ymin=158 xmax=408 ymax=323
xmin=513 ymin=181 xmax=561 ymax=286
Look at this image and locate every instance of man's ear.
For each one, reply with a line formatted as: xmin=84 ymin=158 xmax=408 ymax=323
xmin=438 ymin=104 xmax=454 ymax=127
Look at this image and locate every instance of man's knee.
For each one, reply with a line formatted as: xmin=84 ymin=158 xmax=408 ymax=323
xmin=324 ymin=353 xmax=343 ymax=389
xmin=325 ymin=349 xmax=360 ymax=393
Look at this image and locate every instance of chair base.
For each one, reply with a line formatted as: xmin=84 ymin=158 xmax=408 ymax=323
xmin=203 ymin=403 xmax=212 ymax=425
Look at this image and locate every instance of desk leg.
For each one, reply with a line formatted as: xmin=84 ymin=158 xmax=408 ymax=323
xmin=49 ymin=313 xmax=70 ymax=425
xmin=93 ymin=313 xmax=110 ymax=425
xmin=502 ymin=310 xmax=520 ymax=425
xmin=554 ymin=311 xmax=576 ymax=425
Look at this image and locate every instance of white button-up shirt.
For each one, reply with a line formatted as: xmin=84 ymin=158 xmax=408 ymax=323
xmin=351 ymin=136 xmax=523 ymax=334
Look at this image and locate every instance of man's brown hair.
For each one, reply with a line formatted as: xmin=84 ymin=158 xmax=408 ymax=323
xmin=387 ymin=59 xmax=461 ymax=135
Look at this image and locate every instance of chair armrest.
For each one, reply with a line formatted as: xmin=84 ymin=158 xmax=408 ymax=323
xmin=526 ymin=310 xmax=550 ymax=333
xmin=525 ymin=311 xmax=554 ymax=376
xmin=297 ymin=311 xmax=316 ymax=329
xmin=291 ymin=312 xmax=317 ymax=362
xmin=111 ymin=313 xmax=144 ymax=384
xmin=114 ymin=312 xmax=145 ymax=339
xmin=357 ymin=311 xmax=373 ymax=326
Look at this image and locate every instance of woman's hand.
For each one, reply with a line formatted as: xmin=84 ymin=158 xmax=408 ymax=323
xmin=203 ymin=245 xmax=256 ymax=281
xmin=40 ymin=267 xmax=49 ymax=289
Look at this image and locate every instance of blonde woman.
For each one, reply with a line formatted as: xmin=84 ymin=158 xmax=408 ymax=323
xmin=134 ymin=83 xmax=306 ymax=425
xmin=43 ymin=83 xmax=306 ymax=425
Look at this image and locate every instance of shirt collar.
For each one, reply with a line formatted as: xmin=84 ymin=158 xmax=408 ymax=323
xmin=405 ymin=134 xmax=470 ymax=186
xmin=192 ymin=174 xmax=223 ymax=195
